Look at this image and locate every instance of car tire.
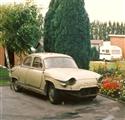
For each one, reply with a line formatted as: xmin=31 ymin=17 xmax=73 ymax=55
xmin=48 ymin=84 xmax=61 ymax=104
xmin=12 ymin=80 xmax=21 ymax=92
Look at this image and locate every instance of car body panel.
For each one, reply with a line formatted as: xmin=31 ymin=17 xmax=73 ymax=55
xmin=25 ymin=68 xmax=43 ymax=88
xmin=11 ymin=53 xmax=101 ymax=98
xmin=44 ymin=68 xmax=100 ymax=81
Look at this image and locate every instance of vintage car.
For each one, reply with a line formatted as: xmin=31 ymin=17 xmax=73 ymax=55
xmin=11 ymin=53 xmax=101 ymax=104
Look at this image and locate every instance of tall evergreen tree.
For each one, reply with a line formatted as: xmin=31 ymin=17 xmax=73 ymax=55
xmin=44 ymin=0 xmax=90 ymax=69
xmin=44 ymin=0 xmax=61 ymax=52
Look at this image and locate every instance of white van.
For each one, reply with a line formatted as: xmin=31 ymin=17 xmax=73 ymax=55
xmin=99 ymin=45 xmax=122 ymax=61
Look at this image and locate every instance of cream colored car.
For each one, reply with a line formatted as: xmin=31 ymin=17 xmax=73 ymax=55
xmin=11 ymin=53 xmax=101 ymax=104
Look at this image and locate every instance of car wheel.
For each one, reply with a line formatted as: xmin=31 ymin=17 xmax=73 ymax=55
xmin=13 ymin=80 xmax=21 ymax=92
xmin=48 ymin=84 xmax=61 ymax=104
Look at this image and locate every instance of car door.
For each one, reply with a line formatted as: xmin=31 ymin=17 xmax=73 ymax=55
xmin=18 ymin=56 xmax=32 ymax=84
xmin=26 ymin=57 xmax=44 ymax=89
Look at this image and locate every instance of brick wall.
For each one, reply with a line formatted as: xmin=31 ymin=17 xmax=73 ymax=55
xmin=0 ymin=46 xmax=26 ymax=66
xmin=110 ymin=35 xmax=125 ymax=59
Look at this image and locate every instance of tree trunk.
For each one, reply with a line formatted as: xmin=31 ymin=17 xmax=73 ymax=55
xmin=8 ymin=50 xmax=15 ymax=67
xmin=4 ymin=47 xmax=11 ymax=69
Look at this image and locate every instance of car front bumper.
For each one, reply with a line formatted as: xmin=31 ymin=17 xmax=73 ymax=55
xmin=57 ymin=86 xmax=99 ymax=98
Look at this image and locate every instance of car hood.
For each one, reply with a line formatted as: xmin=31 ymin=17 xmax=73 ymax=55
xmin=45 ymin=68 xmax=101 ymax=82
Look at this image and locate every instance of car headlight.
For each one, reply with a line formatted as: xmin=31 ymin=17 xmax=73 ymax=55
xmin=66 ymin=78 xmax=76 ymax=85
xmin=97 ymin=75 xmax=103 ymax=83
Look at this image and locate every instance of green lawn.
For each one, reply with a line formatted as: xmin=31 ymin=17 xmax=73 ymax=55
xmin=0 ymin=80 xmax=10 ymax=86
xmin=0 ymin=67 xmax=10 ymax=86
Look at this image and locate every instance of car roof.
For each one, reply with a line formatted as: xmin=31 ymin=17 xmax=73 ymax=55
xmin=30 ymin=53 xmax=72 ymax=59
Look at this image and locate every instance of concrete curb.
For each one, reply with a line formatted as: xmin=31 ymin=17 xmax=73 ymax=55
xmin=99 ymin=93 xmax=125 ymax=104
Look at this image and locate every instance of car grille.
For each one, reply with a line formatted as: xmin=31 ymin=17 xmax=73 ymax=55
xmin=80 ymin=87 xmax=99 ymax=96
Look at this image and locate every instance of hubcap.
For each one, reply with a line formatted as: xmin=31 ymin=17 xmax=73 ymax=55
xmin=49 ymin=88 xmax=55 ymax=102
xmin=13 ymin=81 xmax=18 ymax=91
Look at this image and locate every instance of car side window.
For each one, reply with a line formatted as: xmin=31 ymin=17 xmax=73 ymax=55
xmin=32 ymin=57 xmax=42 ymax=68
xmin=23 ymin=57 xmax=32 ymax=66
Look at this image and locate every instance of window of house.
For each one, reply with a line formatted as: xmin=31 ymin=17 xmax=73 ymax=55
xmin=112 ymin=50 xmax=120 ymax=54
xmin=106 ymin=49 xmax=109 ymax=53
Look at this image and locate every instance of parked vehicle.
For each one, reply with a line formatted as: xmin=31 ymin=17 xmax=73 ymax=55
xmin=99 ymin=45 xmax=122 ymax=61
xmin=11 ymin=53 xmax=101 ymax=104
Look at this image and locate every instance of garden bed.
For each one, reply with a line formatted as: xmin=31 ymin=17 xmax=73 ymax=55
xmin=99 ymin=75 xmax=125 ymax=102
xmin=90 ymin=60 xmax=125 ymax=102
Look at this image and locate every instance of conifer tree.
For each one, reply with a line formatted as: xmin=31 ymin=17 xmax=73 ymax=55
xmin=44 ymin=0 xmax=61 ymax=52
xmin=54 ymin=0 xmax=90 ymax=69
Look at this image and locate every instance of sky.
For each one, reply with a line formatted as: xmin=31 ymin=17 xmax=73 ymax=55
xmin=1 ymin=0 xmax=125 ymax=22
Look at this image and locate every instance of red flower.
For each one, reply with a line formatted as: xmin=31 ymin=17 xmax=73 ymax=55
xmin=102 ymin=79 xmax=120 ymax=90
xmin=110 ymin=82 xmax=120 ymax=90
xmin=102 ymin=82 xmax=111 ymax=90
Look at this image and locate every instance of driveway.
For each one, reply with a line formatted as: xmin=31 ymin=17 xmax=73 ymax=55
xmin=0 ymin=86 xmax=125 ymax=120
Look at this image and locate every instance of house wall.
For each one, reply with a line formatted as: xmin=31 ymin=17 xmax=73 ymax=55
xmin=110 ymin=35 xmax=125 ymax=59
xmin=0 ymin=46 xmax=26 ymax=66
xmin=0 ymin=46 xmax=5 ymax=66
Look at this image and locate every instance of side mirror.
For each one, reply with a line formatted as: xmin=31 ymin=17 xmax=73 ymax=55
xmin=31 ymin=47 xmax=36 ymax=53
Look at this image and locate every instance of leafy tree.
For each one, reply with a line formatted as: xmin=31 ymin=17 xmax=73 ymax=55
xmin=44 ymin=0 xmax=90 ymax=69
xmin=0 ymin=4 xmax=43 ymax=66
xmin=90 ymin=21 xmax=125 ymax=41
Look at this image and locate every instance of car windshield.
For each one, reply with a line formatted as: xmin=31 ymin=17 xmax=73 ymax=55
xmin=44 ymin=57 xmax=78 ymax=69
